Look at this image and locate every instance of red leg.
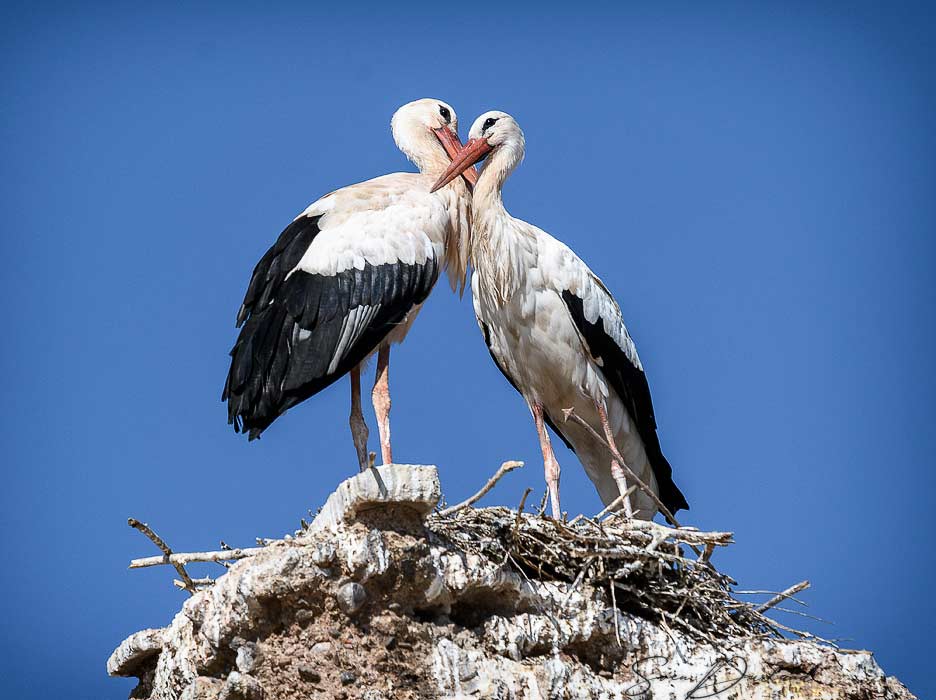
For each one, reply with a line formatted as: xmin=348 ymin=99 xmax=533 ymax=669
xmin=532 ymin=403 xmax=562 ymax=518
xmin=596 ymin=402 xmax=634 ymax=517
xmin=349 ymin=364 xmax=369 ymax=471
xmin=372 ymin=346 xmax=393 ymax=466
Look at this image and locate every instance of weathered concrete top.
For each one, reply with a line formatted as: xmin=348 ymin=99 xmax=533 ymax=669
xmin=310 ymin=464 xmax=441 ymax=533
xmin=109 ymin=463 xmax=916 ymax=700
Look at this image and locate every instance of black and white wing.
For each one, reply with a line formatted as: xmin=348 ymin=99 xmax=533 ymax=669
xmin=561 ymin=272 xmax=689 ymax=514
xmin=222 ymin=181 xmax=442 ymax=440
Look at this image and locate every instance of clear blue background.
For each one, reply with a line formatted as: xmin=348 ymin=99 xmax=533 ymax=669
xmin=2 ymin=2 xmax=933 ymax=697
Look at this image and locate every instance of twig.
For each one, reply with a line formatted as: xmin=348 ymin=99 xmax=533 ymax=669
xmin=562 ymin=556 xmax=595 ymax=607
xmin=128 ymin=518 xmax=196 ymax=595
xmin=129 ymin=546 xmax=267 ymax=569
xmin=536 ymin=490 xmax=549 ymax=517
xmin=562 ymin=408 xmax=681 ymax=528
xmin=439 ymin=460 xmax=523 ymax=516
xmin=756 ymin=605 xmax=830 ymax=624
xmin=173 ymin=577 xmax=214 ymax=591
xmin=756 ymin=580 xmax=810 ymax=613
xmin=511 ymin=488 xmax=533 ymax=539
xmin=595 ymin=493 xmax=626 ymax=521
xmin=733 ymin=590 xmax=807 ymax=606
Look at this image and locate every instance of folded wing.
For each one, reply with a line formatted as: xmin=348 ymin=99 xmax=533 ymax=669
xmin=223 ymin=209 xmax=439 ymax=439
xmin=561 ymin=274 xmax=688 ymax=514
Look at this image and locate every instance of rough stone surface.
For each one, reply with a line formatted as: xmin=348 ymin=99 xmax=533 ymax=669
xmin=336 ymin=581 xmax=367 ymax=616
xmin=218 ymin=671 xmax=263 ymax=700
xmin=311 ymin=464 xmax=441 ymax=533
xmin=235 ymin=643 xmax=258 ymax=674
xmin=107 ymin=628 xmax=165 ymax=677
xmin=110 ymin=464 xmax=916 ymax=700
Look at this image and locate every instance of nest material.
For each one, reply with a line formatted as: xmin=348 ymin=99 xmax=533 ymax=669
xmin=428 ymin=506 xmax=820 ymax=645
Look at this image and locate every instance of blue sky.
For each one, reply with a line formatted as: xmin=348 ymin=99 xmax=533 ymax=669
xmin=2 ymin=2 xmax=934 ymax=697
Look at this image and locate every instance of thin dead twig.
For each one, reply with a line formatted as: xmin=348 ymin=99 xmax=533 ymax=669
xmin=173 ymin=577 xmax=214 ymax=591
xmin=438 ymin=460 xmax=523 ymax=516
xmin=609 ymin=578 xmax=622 ymax=646
xmin=596 ymin=492 xmax=628 ymax=521
xmin=756 ymin=580 xmax=810 ymax=613
xmin=128 ymin=518 xmax=196 ymax=595
xmin=129 ymin=546 xmax=267 ymax=569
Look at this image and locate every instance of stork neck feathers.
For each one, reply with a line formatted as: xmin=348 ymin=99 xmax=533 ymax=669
xmin=391 ymin=117 xmax=452 ymax=176
xmin=470 ymin=138 xmax=527 ymax=304
xmin=474 ymin=137 xmax=523 ymax=206
xmin=472 ymin=134 xmax=525 ymax=245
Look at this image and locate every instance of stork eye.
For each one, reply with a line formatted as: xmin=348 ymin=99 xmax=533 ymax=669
xmin=438 ymin=105 xmax=451 ymax=122
xmin=482 ymin=117 xmax=498 ymax=131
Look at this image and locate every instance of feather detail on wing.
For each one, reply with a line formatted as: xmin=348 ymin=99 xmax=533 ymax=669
xmin=223 ymin=212 xmax=439 ymax=439
xmin=561 ymin=276 xmax=688 ymax=514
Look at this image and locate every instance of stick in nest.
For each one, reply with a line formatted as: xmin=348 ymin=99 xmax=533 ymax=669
xmin=562 ymin=408 xmax=681 ymax=529
xmin=129 ymin=546 xmax=267 ymax=569
xmin=438 ymin=460 xmax=523 ymax=516
xmin=127 ymin=518 xmax=196 ymax=595
xmin=427 ymin=505 xmax=815 ymax=643
xmin=756 ymin=580 xmax=810 ymax=613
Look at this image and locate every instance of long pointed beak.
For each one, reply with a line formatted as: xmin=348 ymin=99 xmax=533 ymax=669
xmin=431 ymin=138 xmax=492 ymax=193
xmin=433 ymin=127 xmax=478 ymax=189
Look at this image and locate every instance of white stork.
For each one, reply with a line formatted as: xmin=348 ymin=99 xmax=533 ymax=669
xmin=432 ymin=111 xmax=687 ymax=520
xmin=223 ymin=98 xmax=475 ymax=470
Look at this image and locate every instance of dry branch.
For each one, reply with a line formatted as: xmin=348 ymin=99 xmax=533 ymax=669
xmin=129 ymin=546 xmax=267 ymax=570
xmin=173 ymin=577 xmax=214 ymax=591
xmin=438 ymin=460 xmax=523 ymax=516
xmin=128 ymin=518 xmax=197 ymax=595
xmin=756 ymin=580 xmax=810 ymax=613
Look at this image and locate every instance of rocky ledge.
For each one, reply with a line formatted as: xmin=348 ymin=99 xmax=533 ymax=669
xmin=109 ymin=464 xmax=914 ymax=699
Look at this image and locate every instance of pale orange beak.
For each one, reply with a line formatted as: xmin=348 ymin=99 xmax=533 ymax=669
xmin=431 ymin=137 xmax=492 ymax=193
xmin=433 ymin=127 xmax=479 ymax=189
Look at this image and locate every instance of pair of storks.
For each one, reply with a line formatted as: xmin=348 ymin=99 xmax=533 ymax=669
xmin=223 ymin=99 xmax=688 ymax=520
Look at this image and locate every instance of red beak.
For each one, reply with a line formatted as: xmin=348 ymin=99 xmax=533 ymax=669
xmin=433 ymin=127 xmax=479 ymax=189
xmin=431 ymin=138 xmax=492 ymax=193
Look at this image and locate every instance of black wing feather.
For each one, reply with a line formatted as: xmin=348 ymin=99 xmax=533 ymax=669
xmin=237 ymin=214 xmax=322 ymax=327
xmin=223 ymin=214 xmax=440 ymax=439
xmin=561 ymin=290 xmax=688 ymax=514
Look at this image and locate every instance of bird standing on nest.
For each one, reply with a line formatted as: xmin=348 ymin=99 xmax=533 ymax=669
xmin=224 ymin=98 xmax=475 ymax=470
xmin=433 ymin=111 xmax=687 ymax=520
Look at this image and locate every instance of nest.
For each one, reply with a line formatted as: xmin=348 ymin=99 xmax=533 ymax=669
xmin=428 ymin=505 xmax=820 ymax=645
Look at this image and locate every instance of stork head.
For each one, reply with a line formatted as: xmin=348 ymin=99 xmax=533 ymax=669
xmin=391 ymin=99 xmax=477 ymax=187
xmin=431 ymin=111 xmax=525 ymax=193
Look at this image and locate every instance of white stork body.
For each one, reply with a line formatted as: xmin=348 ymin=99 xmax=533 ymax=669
xmin=435 ymin=112 xmax=687 ymax=519
xmin=223 ymin=99 xmax=472 ymax=469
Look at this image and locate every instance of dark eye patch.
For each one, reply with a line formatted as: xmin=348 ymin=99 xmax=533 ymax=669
xmin=482 ymin=117 xmax=498 ymax=132
xmin=438 ymin=105 xmax=451 ymax=122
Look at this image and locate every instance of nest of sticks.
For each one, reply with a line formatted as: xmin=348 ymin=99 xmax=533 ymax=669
xmin=126 ymin=456 xmax=823 ymax=646
xmin=428 ymin=499 xmax=820 ymax=645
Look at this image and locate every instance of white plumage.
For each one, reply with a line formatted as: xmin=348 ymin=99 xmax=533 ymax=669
xmin=434 ymin=111 xmax=687 ymax=519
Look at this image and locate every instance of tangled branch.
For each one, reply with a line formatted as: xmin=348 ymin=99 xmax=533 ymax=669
xmin=429 ymin=506 xmax=824 ymax=644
